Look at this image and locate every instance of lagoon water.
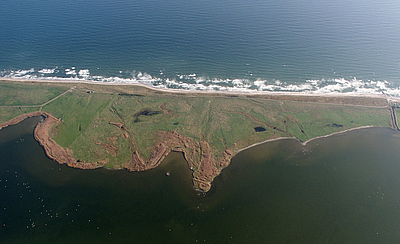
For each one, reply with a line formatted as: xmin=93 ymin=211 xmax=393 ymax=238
xmin=1 ymin=118 xmax=400 ymax=243
xmin=1 ymin=0 xmax=400 ymax=93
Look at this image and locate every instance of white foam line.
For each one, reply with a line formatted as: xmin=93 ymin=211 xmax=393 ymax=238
xmin=38 ymin=68 xmax=56 ymax=74
xmin=1 ymin=68 xmax=399 ymax=96
xmin=233 ymin=126 xmax=380 ymax=158
xmin=300 ymin=126 xmax=376 ymax=146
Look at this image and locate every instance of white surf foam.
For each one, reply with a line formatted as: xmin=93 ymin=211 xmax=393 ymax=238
xmin=38 ymin=68 xmax=56 ymax=74
xmin=78 ymin=69 xmax=90 ymax=78
xmin=1 ymin=67 xmax=399 ymax=96
xmin=65 ymin=69 xmax=76 ymax=75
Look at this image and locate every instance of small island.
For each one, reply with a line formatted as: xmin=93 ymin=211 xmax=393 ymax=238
xmin=0 ymin=79 xmax=399 ymax=192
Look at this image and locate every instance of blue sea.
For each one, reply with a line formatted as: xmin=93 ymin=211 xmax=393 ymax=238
xmin=1 ymin=0 xmax=400 ymax=94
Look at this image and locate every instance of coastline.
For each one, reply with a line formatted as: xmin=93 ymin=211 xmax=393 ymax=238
xmin=232 ymin=125 xmax=380 ymax=157
xmin=0 ymin=110 xmax=218 ymax=191
xmin=0 ymin=111 xmax=46 ymax=130
xmin=299 ymin=125 xmax=377 ymax=146
xmin=0 ymin=77 xmax=395 ymax=192
xmin=1 ymin=77 xmax=395 ymax=101
xmin=0 ymin=112 xmax=386 ymax=192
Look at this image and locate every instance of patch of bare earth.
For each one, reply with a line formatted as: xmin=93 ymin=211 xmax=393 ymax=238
xmin=120 ymin=130 xmax=232 ymax=192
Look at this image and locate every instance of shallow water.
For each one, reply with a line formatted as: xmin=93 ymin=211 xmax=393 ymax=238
xmin=1 ymin=118 xmax=400 ymax=243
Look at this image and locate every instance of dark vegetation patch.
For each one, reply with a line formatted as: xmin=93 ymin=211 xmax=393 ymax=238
xmin=134 ymin=109 xmax=162 ymax=122
xmin=254 ymin=126 xmax=266 ymax=132
xmin=118 ymin=93 xmax=145 ymax=97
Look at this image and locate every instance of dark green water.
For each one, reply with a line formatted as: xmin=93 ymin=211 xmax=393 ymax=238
xmin=1 ymin=118 xmax=400 ymax=243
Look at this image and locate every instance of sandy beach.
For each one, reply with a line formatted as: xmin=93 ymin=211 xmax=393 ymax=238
xmin=0 ymin=77 xmax=394 ymax=100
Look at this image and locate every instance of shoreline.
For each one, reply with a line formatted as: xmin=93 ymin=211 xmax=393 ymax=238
xmin=0 ymin=78 xmax=396 ymax=192
xmin=0 ymin=112 xmax=105 ymax=170
xmin=0 ymin=111 xmax=217 ymax=191
xmin=1 ymin=112 xmax=385 ymax=176
xmin=0 ymin=111 xmax=46 ymax=130
xmin=232 ymin=125 xmax=380 ymax=157
xmin=1 ymin=77 xmax=396 ymax=101
xmin=299 ymin=125 xmax=377 ymax=146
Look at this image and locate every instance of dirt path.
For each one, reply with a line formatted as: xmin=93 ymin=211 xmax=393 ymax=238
xmin=39 ymin=86 xmax=76 ymax=109
xmin=0 ymin=86 xmax=75 ymax=109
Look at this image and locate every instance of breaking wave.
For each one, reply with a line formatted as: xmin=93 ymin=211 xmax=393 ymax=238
xmin=2 ymin=67 xmax=400 ymax=96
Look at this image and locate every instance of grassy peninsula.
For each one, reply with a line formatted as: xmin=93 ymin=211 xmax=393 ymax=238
xmin=0 ymin=80 xmax=396 ymax=191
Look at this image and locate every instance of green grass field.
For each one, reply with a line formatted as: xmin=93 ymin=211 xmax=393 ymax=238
xmin=0 ymin=81 xmax=69 ymax=106
xmin=43 ymin=91 xmax=113 ymax=147
xmin=0 ymin=80 xmax=393 ymax=190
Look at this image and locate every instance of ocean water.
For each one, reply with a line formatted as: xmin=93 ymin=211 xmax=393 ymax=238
xmin=2 ymin=118 xmax=400 ymax=243
xmin=1 ymin=0 xmax=400 ymax=94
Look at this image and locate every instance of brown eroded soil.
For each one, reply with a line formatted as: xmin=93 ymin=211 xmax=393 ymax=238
xmin=0 ymin=111 xmax=45 ymax=130
xmin=34 ymin=113 xmax=105 ymax=169
xmin=121 ymin=130 xmax=227 ymax=192
xmin=25 ymin=113 xmax=228 ymax=192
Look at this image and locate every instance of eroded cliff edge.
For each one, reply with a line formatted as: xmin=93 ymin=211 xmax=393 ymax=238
xmin=31 ymin=113 xmax=232 ymax=192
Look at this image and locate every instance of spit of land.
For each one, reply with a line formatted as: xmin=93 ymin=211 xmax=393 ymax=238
xmin=0 ymin=79 xmax=397 ymax=191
